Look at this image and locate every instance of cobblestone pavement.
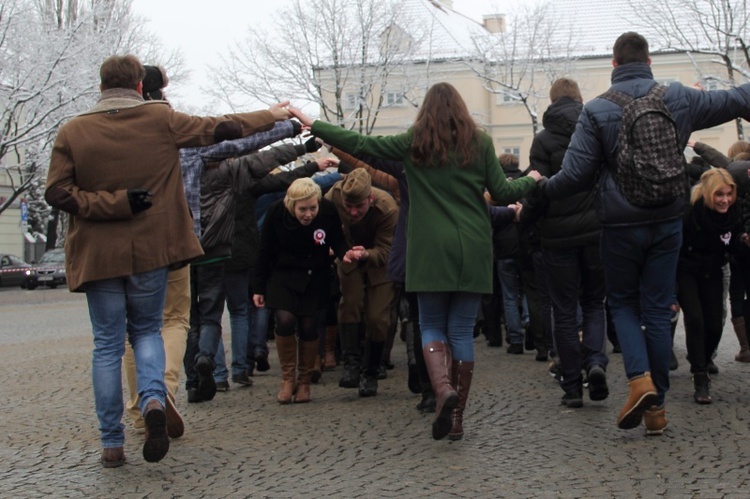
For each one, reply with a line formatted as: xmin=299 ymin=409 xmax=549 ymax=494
xmin=2 ymin=287 xmax=750 ymax=498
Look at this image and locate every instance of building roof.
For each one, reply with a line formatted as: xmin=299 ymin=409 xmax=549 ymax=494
xmin=396 ymin=0 xmax=488 ymax=61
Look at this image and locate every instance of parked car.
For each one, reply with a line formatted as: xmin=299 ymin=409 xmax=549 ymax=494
xmin=0 ymin=254 xmax=36 ymax=289
xmin=31 ymin=249 xmax=67 ymax=289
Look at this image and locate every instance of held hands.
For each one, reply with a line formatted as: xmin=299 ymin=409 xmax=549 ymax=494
xmin=510 ymin=202 xmax=523 ymax=222
xmin=288 ymin=107 xmax=315 ymax=128
xmin=343 ymin=245 xmax=368 ymax=263
xmin=127 ymin=189 xmax=153 ymax=214
xmin=253 ymin=294 xmax=265 ymax=308
xmin=528 ymin=170 xmax=543 ymax=182
xmin=314 ymin=157 xmax=339 ymax=171
xmin=269 ymin=101 xmax=292 ymax=121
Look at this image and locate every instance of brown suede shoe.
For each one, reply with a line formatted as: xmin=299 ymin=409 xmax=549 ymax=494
xmin=143 ymin=399 xmax=169 ymax=463
xmin=617 ymin=372 xmax=658 ymax=429
xmin=165 ymin=395 xmax=185 ymax=439
xmin=644 ymin=405 xmax=668 ymax=436
xmin=101 ymin=447 xmax=125 ymax=468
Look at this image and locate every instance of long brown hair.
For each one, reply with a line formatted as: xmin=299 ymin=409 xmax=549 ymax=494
xmin=411 ymin=82 xmax=478 ymax=169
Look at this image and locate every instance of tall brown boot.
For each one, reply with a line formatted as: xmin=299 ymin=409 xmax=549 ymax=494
xmin=448 ymin=360 xmax=474 ymax=441
xmin=295 ymin=339 xmax=319 ymax=403
xmin=731 ymin=317 xmax=750 ymax=362
xmin=275 ymin=335 xmax=298 ymax=404
xmin=423 ymin=341 xmax=459 ymax=440
xmin=323 ymin=325 xmax=338 ymax=370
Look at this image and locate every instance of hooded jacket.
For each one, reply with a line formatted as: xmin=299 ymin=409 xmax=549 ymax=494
xmin=523 ymin=96 xmax=600 ymax=249
xmin=544 ymin=63 xmax=750 ymax=227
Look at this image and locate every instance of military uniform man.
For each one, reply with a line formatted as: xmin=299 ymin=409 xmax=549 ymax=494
xmin=326 ymin=169 xmax=398 ymax=396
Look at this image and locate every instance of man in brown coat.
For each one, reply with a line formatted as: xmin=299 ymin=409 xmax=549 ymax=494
xmin=325 ymin=169 xmax=398 ymax=397
xmin=45 ymin=54 xmax=291 ymax=468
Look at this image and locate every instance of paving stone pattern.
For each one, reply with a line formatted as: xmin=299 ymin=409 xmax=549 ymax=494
xmin=1 ymin=288 xmax=749 ymax=497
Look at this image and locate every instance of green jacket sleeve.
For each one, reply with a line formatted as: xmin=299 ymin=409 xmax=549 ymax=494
xmin=482 ymin=135 xmax=536 ymax=204
xmin=311 ymin=121 xmax=411 ymax=161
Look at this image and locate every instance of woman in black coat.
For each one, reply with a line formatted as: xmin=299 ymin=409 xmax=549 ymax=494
xmin=253 ymin=178 xmax=357 ymax=404
xmin=677 ymin=169 xmax=748 ymax=404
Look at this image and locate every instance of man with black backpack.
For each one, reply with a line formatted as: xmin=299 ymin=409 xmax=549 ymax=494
xmin=540 ymin=32 xmax=750 ymax=436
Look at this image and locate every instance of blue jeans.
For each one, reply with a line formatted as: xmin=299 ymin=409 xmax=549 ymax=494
xmin=496 ymin=258 xmax=527 ymax=345
xmin=600 ymin=219 xmax=682 ymax=406
xmin=249 ymin=304 xmax=270 ymax=360
xmin=213 ymin=337 xmax=229 ymax=382
xmin=184 ymin=262 xmax=226 ymax=389
xmin=543 ymin=244 xmax=607 ymax=394
xmin=83 ymin=267 xmax=168 ymax=448
xmin=418 ymin=291 xmax=481 ymax=362
xmin=223 ymin=269 xmax=250 ymax=376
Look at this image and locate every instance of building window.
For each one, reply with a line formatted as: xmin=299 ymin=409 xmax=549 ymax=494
xmin=503 ymin=146 xmax=520 ymax=157
xmin=386 ymin=92 xmax=404 ymax=106
xmin=345 ymin=93 xmax=361 ymax=110
xmin=698 ymin=78 xmax=720 ymax=91
xmin=496 ymin=91 xmax=521 ymax=105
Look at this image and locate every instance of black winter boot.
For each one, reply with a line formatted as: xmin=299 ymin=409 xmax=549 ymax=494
xmin=338 ymin=323 xmax=361 ymax=389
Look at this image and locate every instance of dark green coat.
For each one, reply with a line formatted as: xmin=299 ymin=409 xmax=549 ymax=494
xmin=311 ymin=121 xmax=536 ymax=293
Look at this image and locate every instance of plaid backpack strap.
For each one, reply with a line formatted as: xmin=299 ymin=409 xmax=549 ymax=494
xmin=598 ymin=89 xmax=633 ymax=108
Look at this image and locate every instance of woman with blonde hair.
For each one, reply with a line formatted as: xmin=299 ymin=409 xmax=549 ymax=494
xmin=290 ymin=82 xmax=541 ymax=440
xmin=677 ymin=168 xmax=749 ymax=406
xmin=253 ymin=178 xmax=358 ymax=403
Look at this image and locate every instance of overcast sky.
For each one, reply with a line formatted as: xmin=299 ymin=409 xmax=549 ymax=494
xmin=129 ymin=0 xmax=527 ymax=111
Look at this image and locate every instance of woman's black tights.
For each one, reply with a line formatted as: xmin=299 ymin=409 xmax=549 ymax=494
xmin=274 ymin=309 xmax=317 ymax=341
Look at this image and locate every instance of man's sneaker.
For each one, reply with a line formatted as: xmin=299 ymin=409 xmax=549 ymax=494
xmin=561 ymin=391 xmax=583 ymax=408
xmin=215 ymin=380 xmax=230 ymax=392
xmin=232 ymin=371 xmax=253 ymax=386
xmin=707 ymin=360 xmax=719 ymax=375
xmin=587 ymin=365 xmax=609 ymax=401
xmin=194 ymin=356 xmax=217 ymax=401
xmin=644 ymin=405 xmax=668 ymax=436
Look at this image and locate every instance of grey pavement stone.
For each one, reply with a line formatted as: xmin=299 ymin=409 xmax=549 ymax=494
xmin=1 ymin=287 xmax=750 ymax=497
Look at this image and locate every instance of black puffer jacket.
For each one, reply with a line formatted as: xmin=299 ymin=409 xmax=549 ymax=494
xmin=197 ymin=143 xmax=309 ymax=264
xmin=492 ymin=162 xmax=522 ymax=259
xmin=692 ymin=141 xmax=750 ymax=231
xmin=545 ymin=63 xmax=750 ymax=227
xmin=523 ymin=97 xmax=600 ymax=249
xmin=679 ymin=198 xmax=744 ymax=278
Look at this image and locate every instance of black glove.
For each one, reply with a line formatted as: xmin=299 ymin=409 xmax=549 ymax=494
xmin=337 ymin=160 xmax=353 ymax=174
xmin=305 ymin=136 xmax=322 ymax=153
xmin=127 ymin=189 xmax=153 ymax=214
xmin=291 ymin=120 xmax=303 ymax=136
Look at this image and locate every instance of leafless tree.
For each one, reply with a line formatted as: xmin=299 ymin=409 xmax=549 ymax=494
xmin=468 ymin=1 xmax=579 ymax=135
xmin=631 ymin=0 xmax=750 ymax=138
xmin=207 ymin=0 xmax=438 ymax=134
xmin=0 ymin=0 xmax=182 ymax=246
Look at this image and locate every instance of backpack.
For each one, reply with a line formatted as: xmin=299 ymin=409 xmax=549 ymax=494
xmin=600 ymin=84 xmax=687 ymax=207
